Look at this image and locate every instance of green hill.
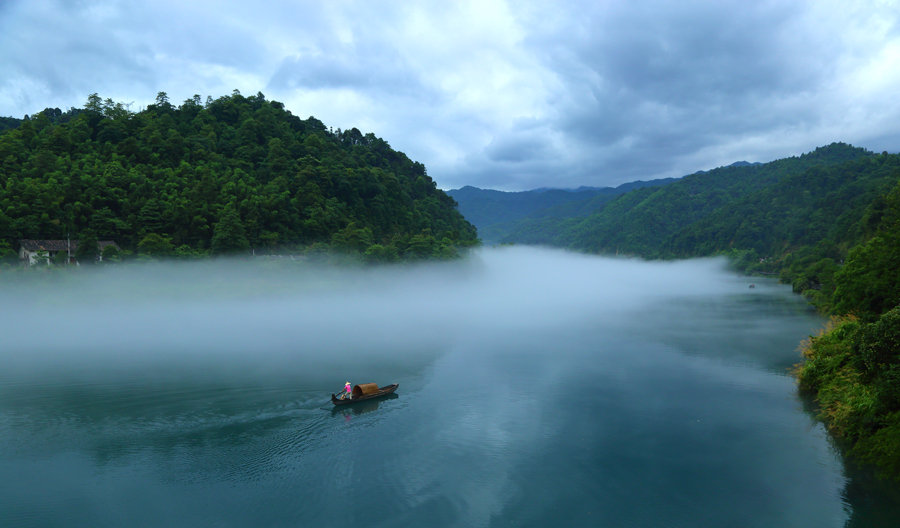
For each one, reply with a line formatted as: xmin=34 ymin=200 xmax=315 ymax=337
xmin=501 ymin=143 xmax=871 ymax=255
xmin=447 ymin=179 xmax=675 ymax=243
xmin=0 ymin=91 xmax=477 ymax=261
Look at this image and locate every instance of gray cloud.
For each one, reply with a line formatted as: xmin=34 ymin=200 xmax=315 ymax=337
xmin=267 ymin=48 xmax=423 ymax=98
xmin=1 ymin=0 xmax=900 ymax=191
xmin=484 ymin=127 xmax=550 ymax=163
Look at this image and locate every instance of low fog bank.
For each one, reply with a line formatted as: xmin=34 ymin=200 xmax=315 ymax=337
xmin=0 ymin=247 xmax=758 ymax=381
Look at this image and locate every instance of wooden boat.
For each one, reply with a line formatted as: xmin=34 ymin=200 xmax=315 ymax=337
xmin=331 ymin=383 xmax=398 ymax=405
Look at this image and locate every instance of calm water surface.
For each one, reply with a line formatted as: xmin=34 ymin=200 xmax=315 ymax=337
xmin=1 ymin=248 xmax=898 ymax=527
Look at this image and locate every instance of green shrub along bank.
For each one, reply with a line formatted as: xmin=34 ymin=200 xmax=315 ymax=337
xmin=793 ymin=176 xmax=900 ymax=481
xmin=0 ymin=91 xmax=478 ymax=264
xmin=798 ymin=311 xmax=900 ymax=481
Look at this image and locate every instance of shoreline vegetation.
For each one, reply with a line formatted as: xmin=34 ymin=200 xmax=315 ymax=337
xmin=797 ymin=314 xmax=900 ymax=482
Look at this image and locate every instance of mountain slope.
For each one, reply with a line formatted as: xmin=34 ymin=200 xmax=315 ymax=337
xmin=0 ymin=91 xmax=477 ymax=260
xmin=518 ymin=143 xmax=872 ymax=256
xmin=448 ymin=179 xmax=675 ymax=243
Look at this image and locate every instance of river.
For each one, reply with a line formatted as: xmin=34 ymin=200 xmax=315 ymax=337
xmin=1 ymin=247 xmax=898 ymax=527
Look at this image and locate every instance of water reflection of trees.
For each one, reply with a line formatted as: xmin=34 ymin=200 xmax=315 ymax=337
xmin=799 ymin=388 xmax=900 ymax=526
xmin=842 ymin=459 xmax=900 ymax=527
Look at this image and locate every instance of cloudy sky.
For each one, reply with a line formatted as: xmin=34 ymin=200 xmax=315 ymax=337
xmin=2 ymin=1 xmax=900 ymax=190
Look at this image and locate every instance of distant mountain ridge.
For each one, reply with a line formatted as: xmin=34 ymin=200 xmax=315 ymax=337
xmin=451 ymin=143 xmax=875 ymax=252
xmin=692 ymin=160 xmax=761 ymax=174
xmin=448 ymin=178 xmax=676 ymax=242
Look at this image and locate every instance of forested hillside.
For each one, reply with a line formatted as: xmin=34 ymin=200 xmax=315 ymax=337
xmin=448 ymin=179 xmax=675 ymax=243
xmin=0 ymin=91 xmax=477 ymax=262
xmin=498 ymin=143 xmax=873 ymax=256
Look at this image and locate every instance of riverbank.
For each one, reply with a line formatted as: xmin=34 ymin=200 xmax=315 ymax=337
xmin=796 ymin=313 xmax=900 ymax=482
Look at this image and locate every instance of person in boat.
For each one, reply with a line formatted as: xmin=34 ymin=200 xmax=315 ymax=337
xmin=341 ymin=381 xmax=352 ymax=400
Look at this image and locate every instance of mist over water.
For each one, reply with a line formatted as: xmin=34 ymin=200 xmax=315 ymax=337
xmin=1 ymin=248 xmax=747 ymax=380
xmin=1 ymin=247 xmax=896 ymax=526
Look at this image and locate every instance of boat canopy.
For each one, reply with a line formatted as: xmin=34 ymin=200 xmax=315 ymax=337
xmin=352 ymin=383 xmax=379 ymax=398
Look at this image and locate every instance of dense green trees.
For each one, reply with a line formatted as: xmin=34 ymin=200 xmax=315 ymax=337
xmin=447 ymin=180 xmax=675 ymax=243
xmin=211 ymin=203 xmax=250 ymax=255
xmin=74 ymin=231 xmax=99 ymax=263
xmin=0 ymin=91 xmax=477 ymax=262
xmin=833 ymin=232 xmax=900 ymax=319
xmin=830 ymin=180 xmax=900 ymax=320
xmin=488 ymin=143 xmax=878 ymax=262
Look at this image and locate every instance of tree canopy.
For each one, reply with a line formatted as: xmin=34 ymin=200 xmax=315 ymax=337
xmin=0 ymin=91 xmax=477 ymax=261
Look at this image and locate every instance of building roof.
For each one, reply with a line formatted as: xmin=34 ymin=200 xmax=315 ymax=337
xmin=19 ymin=239 xmax=75 ymax=252
xmin=19 ymin=239 xmax=120 ymax=251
